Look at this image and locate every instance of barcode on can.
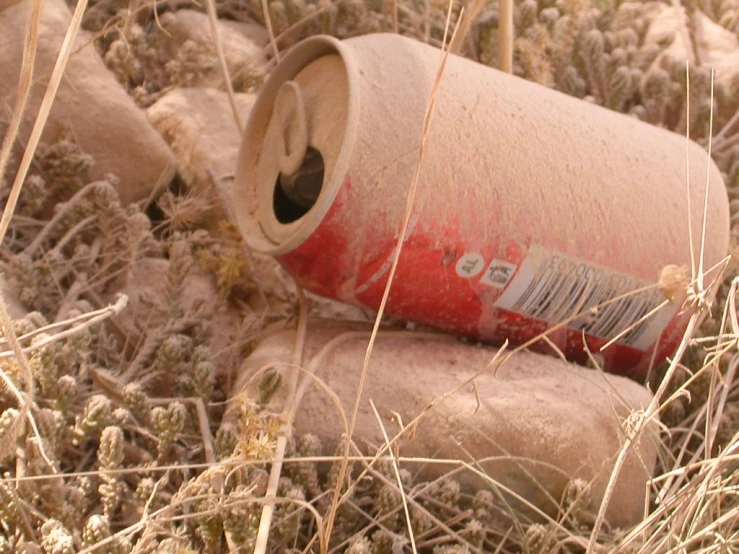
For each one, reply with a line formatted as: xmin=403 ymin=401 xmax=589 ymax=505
xmin=494 ymin=245 xmax=677 ymax=350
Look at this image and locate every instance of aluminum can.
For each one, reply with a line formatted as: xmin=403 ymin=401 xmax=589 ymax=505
xmin=220 ymin=33 xmax=730 ymax=378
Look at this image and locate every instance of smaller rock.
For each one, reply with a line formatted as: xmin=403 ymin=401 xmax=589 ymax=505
xmin=159 ymin=9 xmax=268 ymax=91
xmin=0 ymin=0 xmax=176 ymax=205
xmin=645 ymin=7 xmax=739 ymax=92
xmin=224 ymin=320 xmax=660 ymax=528
xmin=147 ymin=88 xmax=256 ymax=229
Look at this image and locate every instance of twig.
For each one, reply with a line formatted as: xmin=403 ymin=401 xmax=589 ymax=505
xmin=697 ymin=69 xmax=716 ymax=294
xmin=0 ymin=0 xmax=42 ymax=186
xmin=24 ymin=180 xmax=109 ymax=255
xmin=194 ymin=397 xmax=216 ymax=465
xmin=122 ymin=0 xmax=140 ymax=38
xmin=587 ymin=314 xmax=701 ymax=552
xmin=685 ymin=65 xmax=696 ymax=282
xmin=0 ymin=294 xmax=129 ymax=360
xmin=714 ymin=104 xmax=739 ymax=143
xmin=498 ymin=0 xmax=513 ymax=73
xmin=449 ymin=0 xmax=486 ymax=55
xmin=252 ymin=435 xmax=288 ymax=554
xmin=261 ymin=0 xmax=281 ymax=63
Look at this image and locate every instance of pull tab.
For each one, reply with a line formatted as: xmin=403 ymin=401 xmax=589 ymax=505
xmin=273 ymin=81 xmax=309 ymax=176
xmin=271 ymin=81 xmax=325 ymax=218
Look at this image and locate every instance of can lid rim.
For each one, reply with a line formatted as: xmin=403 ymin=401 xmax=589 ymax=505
xmin=227 ymin=34 xmax=361 ymax=255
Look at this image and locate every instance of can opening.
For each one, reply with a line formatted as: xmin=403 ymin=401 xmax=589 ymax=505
xmin=273 ymin=146 xmax=325 ymax=224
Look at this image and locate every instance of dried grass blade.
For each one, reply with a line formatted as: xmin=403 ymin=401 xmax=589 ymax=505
xmin=204 ymin=0 xmax=243 ymax=131
xmin=323 ymin=3 xmax=462 ymax=544
xmin=0 ymin=0 xmax=42 ymax=185
xmin=0 ymin=0 xmax=89 ymax=246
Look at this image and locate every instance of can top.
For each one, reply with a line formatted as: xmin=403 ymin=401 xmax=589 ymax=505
xmin=222 ymin=35 xmax=358 ymax=255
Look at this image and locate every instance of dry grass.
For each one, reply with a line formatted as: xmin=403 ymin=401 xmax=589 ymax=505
xmin=1 ymin=0 xmax=739 ymax=553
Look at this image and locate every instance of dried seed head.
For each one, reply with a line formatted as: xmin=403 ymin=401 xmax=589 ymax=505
xmin=583 ymin=29 xmax=605 ymax=65
xmin=123 ymin=382 xmax=151 ymax=425
xmin=519 ymin=0 xmax=539 ymax=28
xmin=98 ymin=426 xmax=125 ymax=469
xmin=40 ymin=519 xmax=75 ymax=554
xmin=191 ymin=359 xmax=215 ymax=400
xmin=539 ymin=6 xmax=560 ymax=27
xmin=82 ymin=514 xmax=111 ymax=547
xmin=563 ymin=478 xmax=593 ymax=524
xmin=634 ymin=43 xmax=661 ymax=71
xmin=525 ymin=523 xmax=556 ymax=552
xmin=461 ymin=518 xmax=484 ymax=544
xmin=346 ymin=536 xmax=371 ymax=554
xmin=214 ymin=422 xmax=238 ymax=459
xmin=615 ymin=27 xmax=639 ymax=49
xmin=76 ymin=394 xmax=114 ymax=440
xmin=296 ymin=433 xmax=322 ymax=457
xmin=658 ymin=264 xmax=690 ymax=302
xmin=609 ymin=66 xmax=632 ymax=111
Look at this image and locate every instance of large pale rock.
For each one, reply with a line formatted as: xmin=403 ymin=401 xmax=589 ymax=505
xmin=159 ymin=9 xmax=268 ymax=90
xmin=645 ymin=7 xmax=739 ymax=91
xmin=147 ymin=88 xmax=256 ymax=227
xmin=0 ymin=0 xmax=176 ymax=204
xmin=226 ymin=320 xmax=659 ymax=528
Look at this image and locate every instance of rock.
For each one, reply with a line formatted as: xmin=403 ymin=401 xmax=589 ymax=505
xmin=645 ymin=7 xmax=739 ymax=91
xmin=147 ymin=87 xmax=256 ymax=228
xmin=0 ymin=0 xmax=176 ymax=204
xmin=225 ymin=320 xmax=659 ymax=528
xmin=159 ymin=9 xmax=268 ymax=91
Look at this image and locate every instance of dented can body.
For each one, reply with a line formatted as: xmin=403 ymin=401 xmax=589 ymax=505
xmin=222 ymin=33 xmax=730 ymax=378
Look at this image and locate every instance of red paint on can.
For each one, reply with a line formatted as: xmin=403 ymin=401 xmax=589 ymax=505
xmin=275 ymin=176 xmax=686 ymax=379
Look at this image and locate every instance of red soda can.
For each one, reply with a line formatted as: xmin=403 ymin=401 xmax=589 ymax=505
xmin=220 ymin=33 xmax=729 ymax=378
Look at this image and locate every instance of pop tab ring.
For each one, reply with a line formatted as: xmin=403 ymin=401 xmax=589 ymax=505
xmin=273 ymin=81 xmax=309 ymax=177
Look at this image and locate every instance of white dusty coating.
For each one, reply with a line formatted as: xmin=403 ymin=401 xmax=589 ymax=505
xmin=224 ymin=320 xmax=660 ymax=529
xmin=0 ymin=0 xmax=176 ymax=204
xmin=229 ymin=32 xmax=728 ymax=283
